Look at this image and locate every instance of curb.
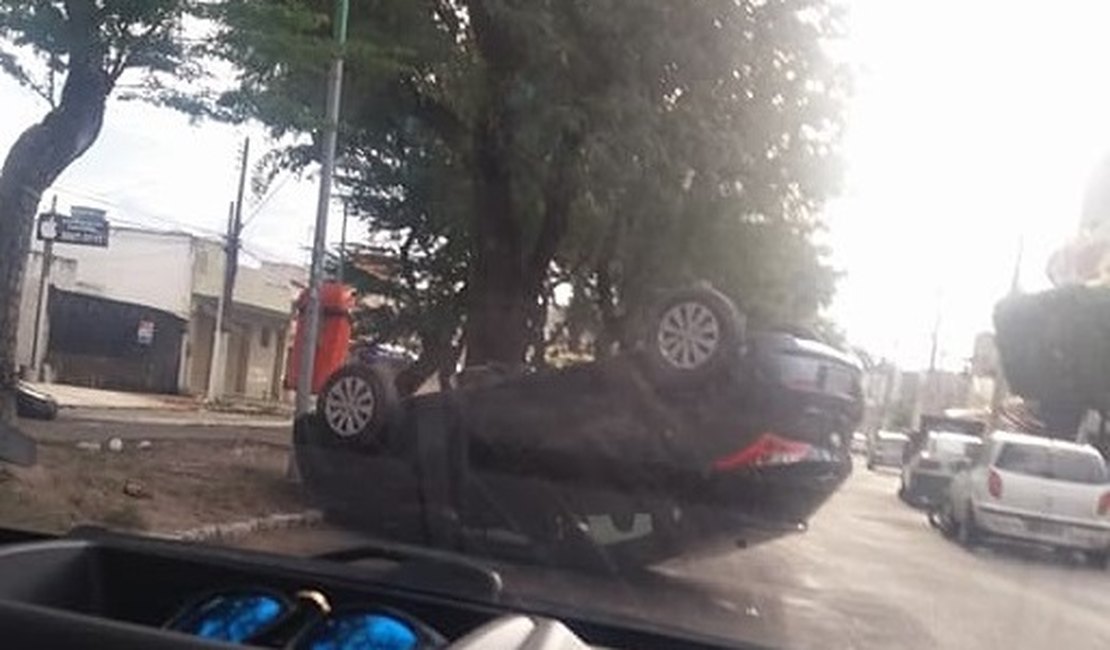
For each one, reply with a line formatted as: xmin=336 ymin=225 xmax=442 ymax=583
xmin=60 ymin=413 xmax=292 ymax=429
xmin=167 ymin=510 xmax=324 ymax=543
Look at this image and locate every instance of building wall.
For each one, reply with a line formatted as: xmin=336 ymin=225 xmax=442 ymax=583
xmin=18 ymin=224 xmax=304 ymax=400
xmin=185 ymin=304 xmax=290 ymax=400
xmin=15 ymin=251 xmax=78 ymax=372
xmin=57 ymin=228 xmax=195 ymax=318
xmin=187 ymin=239 xmax=303 ymax=401
xmin=243 ymin=322 xmax=281 ymax=399
xmin=191 ymin=239 xmax=305 ymax=314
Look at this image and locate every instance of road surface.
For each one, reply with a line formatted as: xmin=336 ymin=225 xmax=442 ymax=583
xmin=229 ymin=460 xmax=1110 ymax=649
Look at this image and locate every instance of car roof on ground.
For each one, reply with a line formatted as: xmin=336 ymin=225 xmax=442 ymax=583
xmin=988 ymin=430 xmax=1100 ymax=454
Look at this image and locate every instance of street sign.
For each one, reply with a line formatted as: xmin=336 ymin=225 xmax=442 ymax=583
xmin=137 ymin=319 xmax=155 ymax=346
xmin=37 ymin=208 xmax=109 ymax=247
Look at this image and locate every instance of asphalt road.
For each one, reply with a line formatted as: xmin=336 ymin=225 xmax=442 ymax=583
xmin=230 ymin=460 xmax=1110 ymax=650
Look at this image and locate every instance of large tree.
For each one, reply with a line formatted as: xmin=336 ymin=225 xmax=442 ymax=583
xmin=0 ymin=1 xmax=195 ymax=430
xmin=207 ymin=0 xmax=847 ymax=377
xmin=994 ymin=286 xmax=1110 ymax=437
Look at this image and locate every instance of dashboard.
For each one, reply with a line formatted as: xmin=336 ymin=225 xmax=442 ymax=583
xmin=0 ymin=526 xmax=742 ymax=649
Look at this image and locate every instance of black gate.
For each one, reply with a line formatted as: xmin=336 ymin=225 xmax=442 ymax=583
xmin=47 ymin=288 xmax=186 ymax=394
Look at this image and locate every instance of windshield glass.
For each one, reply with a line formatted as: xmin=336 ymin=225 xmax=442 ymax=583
xmin=996 ymin=443 xmax=1053 ymax=477
xmin=5 ymin=1 xmax=1110 ymax=649
xmin=1051 ymin=449 xmax=1108 ymax=484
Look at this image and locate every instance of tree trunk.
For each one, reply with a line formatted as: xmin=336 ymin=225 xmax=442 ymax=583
xmin=465 ymin=117 xmax=531 ymax=367
xmin=0 ymin=60 xmax=110 ymax=423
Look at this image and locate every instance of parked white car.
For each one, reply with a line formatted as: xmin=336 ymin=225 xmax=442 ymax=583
xmin=941 ymin=431 xmax=1110 ymax=567
xmin=866 ymin=430 xmax=909 ymax=470
xmin=900 ymin=431 xmax=983 ymax=505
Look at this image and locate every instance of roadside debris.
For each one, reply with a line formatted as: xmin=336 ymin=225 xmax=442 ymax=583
xmin=123 ymin=478 xmax=149 ymax=499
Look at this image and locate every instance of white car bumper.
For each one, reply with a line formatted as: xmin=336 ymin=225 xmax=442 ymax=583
xmin=975 ymin=503 xmax=1110 ymax=551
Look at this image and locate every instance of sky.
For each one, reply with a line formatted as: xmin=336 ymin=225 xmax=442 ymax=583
xmin=3 ymin=0 xmax=1110 ymax=370
xmin=824 ymin=0 xmax=1110 ymax=369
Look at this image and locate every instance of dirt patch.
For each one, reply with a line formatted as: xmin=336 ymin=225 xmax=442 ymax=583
xmin=0 ymin=439 xmax=307 ymax=535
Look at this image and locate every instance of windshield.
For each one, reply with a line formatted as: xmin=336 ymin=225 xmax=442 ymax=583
xmin=996 ymin=443 xmax=1108 ymax=484
xmin=5 ymin=1 xmax=1110 ymax=649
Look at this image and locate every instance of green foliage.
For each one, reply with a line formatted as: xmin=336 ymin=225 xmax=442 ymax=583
xmin=206 ymin=0 xmax=849 ymax=366
xmin=994 ymin=286 xmax=1110 ymax=428
xmin=0 ymin=0 xmax=196 ymax=106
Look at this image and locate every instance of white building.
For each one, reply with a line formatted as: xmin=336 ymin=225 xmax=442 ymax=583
xmin=17 ymin=225 xmax=306 ymax=401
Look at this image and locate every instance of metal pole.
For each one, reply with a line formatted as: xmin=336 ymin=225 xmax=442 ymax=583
xmin=227 ymin=137 xmax=250 ymax=306
xmin=338 ymin=201 xmax=348 ymax=285
xmin=30 ymin=196 xmax=57 ymax=381
xmin=206 ymin=202 xmax=236 ymax=401
xmin=295 ymin=0 xmax=350 ymax=416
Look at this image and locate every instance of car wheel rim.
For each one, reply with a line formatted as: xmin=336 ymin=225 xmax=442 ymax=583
xmin=324 ymin=375 xmax=376 ymax=438
xmin=657 ymin=301 xmax=720 ymax=370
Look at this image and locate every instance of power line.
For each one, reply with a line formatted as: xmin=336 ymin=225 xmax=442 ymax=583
xmin=242 ymin=171 xmax=293 ymax=231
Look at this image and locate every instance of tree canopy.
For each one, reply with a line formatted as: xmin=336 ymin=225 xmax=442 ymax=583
xmin=0 ymin=0 xmax=197 ymax=426
xmin=994 ymin=286 xmax=1110 ymax=435
xmin=202 ymin=0 xmax=848 ymax=384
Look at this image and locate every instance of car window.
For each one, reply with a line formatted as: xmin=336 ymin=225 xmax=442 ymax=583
xmin=995 ymin=443 xmax=1107 ymax=483
xmin=1051 ymin=450 xmax=1107 ymax=484
xmin=995 ymin=443 xmax=1051 ymax=477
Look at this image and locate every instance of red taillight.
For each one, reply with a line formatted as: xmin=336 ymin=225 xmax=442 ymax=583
xmin=987 ymin=468 xmax=1003 ymax=499
xmin=1098 ymin=492 xmax=1110 ymax=516
xmin=713 ymin=433 xmax=813 ymax=472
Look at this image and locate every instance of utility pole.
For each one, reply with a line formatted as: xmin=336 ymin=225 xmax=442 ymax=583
xmin=295 ymin=0 xmax=350 ymax=416
xmin=338 ymin=200 xmax=349 ymax=285
xmin=30 ymin=196 xmax=57 ymax=381
xmin=206 ymin=137 xmax=250 ymax=401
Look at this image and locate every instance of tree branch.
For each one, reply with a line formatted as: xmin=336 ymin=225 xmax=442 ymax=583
xmin=402 ymin=77 xmax=469 ymax=152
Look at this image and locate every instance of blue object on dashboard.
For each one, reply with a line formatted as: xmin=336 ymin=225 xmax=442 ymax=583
xmin=171 ymin=592 xmax=286 ymax=642
xmin=297 ymin=612 xmax=420 ymax=650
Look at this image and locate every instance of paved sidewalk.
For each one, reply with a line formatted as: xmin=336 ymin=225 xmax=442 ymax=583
xmin=59 ymin=407 xmax=291 ymax=429
xmin=25 ymin=383 xmax=292 ymax=429
xmin=25 ymin=382 xmax=195 ymax=410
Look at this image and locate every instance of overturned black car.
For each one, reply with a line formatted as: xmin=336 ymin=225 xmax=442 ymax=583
xmin=294 ymin=287 xmax=863 ymax=569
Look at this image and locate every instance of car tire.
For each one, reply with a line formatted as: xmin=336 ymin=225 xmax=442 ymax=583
xmin=931 ymin=498 xmax=954 ymax=538
xmin=1086 ymin=550 xmax=1110 ymax=570
xmin=641 ymin=286 xmax=744 ymax=386
xmin=316 ymin=363 xmax=399 ymax=448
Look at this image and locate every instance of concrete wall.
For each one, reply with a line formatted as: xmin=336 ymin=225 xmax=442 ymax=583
xmin=185 ymin=303 xmax=290 ymax=400
xmin=17 ymin=225 xmax=303 ymax=401
xmin=58 ymin=228 xmax=195 ymax=318
xmin=15 ymin=251 xmax=77 ymax=372
xmin=191 ymin=239 xmax=305 ymax=314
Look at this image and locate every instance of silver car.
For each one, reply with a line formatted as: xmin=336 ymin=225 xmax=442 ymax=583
xmin=867 ymin=430 xmax=909 ymax=470
xmin=900 ymin=431 xmax=983 ymax=505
